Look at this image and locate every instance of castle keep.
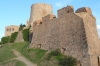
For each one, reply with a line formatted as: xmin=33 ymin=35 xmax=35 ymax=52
xmin=29 ymin=3 xmax=53 ymax=27
xmin=29 ymin=3 xmax=100 ymax=66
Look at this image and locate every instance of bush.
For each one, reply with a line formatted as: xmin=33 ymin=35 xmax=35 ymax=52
xmin=9 ymin=32 xmax=18 ymax=43
xmin=45 ymin=49 xmax=77 ymax=66
xmin=46 ymin=49 xmax=61 ymax=60
xmin=59 ymin=56 xmax=77 ymax=66
xmin=1 ymin=36 xmax=10 ymax=44
xmin=22 ymin=29 xmax=29 ymax=41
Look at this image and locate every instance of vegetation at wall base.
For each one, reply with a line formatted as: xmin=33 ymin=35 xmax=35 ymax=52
xmin=22 ymin=29 xmax=29 ymax=42
xmin=45 ymin=49 xmax=77 ymax=66
xmin=1 ymin=36 xmax=10 ymax=44
xmin=0 ymin=42 xmax=77 ymax=66
xmin=10 ymin=32 xmax=18 ymax=43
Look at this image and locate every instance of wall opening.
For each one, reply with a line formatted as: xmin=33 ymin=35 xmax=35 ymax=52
xmin=37 ymin=44 xmax=41 ymax=48
xmin=61 ymin=48 xmax=66 ymax=54
xmin=77 ymin=60 xmax=82 ymax=66
xmin=40 ymin=22 xmax=42 ymax=24
xmin=98 ymin=56 xmax=100 ymax=66
xmin=67 ymin=11 xmax=69 ymax=13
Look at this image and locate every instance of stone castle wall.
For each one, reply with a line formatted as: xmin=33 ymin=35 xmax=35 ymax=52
xmin=30 ymin=5 xmax=100 ymax=66
xmin=29 ymin=3 xmax=53 ymax=26
xmin=5 ymin=25 xmax=19 ymax=36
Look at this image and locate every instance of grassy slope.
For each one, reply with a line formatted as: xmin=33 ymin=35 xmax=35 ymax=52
xmin=0 ymin=42 xmax=76 ymax=66
xmin=0 ymin=43 xmax=26 ymax=66
xmin=10 ymin=42 xmax=59 ymax=66
xmin=0 ymin=44 xmax=15 ymax=63
xmin=0 ymin=60 xmax=26 ymax=66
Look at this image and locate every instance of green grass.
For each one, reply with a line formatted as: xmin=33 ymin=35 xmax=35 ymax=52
xmin=10 ymin=42 xmax=47 ymax=65
xmin=0 ymin=44 xmax=15 ymax=63
xmin=15 ymin=60 xmax=26 ymax=66
xmin=0 ymin=42 xmax=77 ymax=66
xmin=0 ymin=60 xmax=26 ymax=66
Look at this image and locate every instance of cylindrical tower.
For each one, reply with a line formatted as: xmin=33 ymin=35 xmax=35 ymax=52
xmin=29 ymin=3 xmax=53 ymax=26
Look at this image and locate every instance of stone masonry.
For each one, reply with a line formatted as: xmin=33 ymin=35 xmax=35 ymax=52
xmin=30 ymin=4 xmax=100 ymax=66
xmin=5 ymin=25 xmax=19 ymax=36
xmin=29 ymin=3 xmax=53 ymax=27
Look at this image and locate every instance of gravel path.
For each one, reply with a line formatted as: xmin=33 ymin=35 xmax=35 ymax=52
xmin=12 ymin=49 xmax=37 ymax=66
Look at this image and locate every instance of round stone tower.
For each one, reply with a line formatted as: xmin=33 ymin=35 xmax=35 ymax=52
xmin=29 ymin=3 xmax=53 ymax=26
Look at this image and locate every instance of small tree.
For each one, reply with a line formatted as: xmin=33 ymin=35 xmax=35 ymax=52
xmin=1 ymin=36 xmax=10 ymax=44
xmin=22 ymin=29 xmax=29 ymax=42
xmin=9 ymin=32 xmax=18 ymax=43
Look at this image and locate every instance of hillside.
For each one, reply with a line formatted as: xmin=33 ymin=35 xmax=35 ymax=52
xmin=0 ymin=42 xmax=76 ymax=66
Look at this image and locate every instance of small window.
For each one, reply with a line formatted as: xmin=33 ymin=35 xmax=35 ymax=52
xmin=37 ymin=44 xmax=41 ymax=48
xmin=10 ymin=28 xmax=11 ymax=31
xmin=77 ymin=60 xmax=81 ymax=66
xmin=67 ymin=11 xmax=69 ymax=13
xmin=7 ymin=28 xmax=9 ymax=31
xmin=61 ymin=48 xmax=66 ymax=54
xmin=12 ymin=28 xmax=14 ymax=31
xmin=40 ymin=22 xmax=42 ymax=24
xmin=98 ymin=56 xmax=100 ymax=66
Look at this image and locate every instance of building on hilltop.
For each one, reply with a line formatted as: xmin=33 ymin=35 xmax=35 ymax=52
xmin=30 ymin=5 xmax=100 ymax=66
xmin=5 ymin=25 xmax=19 ymax=36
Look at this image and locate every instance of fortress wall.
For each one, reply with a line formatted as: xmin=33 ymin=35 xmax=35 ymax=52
xmin=29 ymin=3 xmax=53 ymax=26
xmin=82 ymin=13 xmax=100 ymax=66
xmin=30 ymin=5 xmax=100 ymax=66
xmin=58 ymin=13 xmax=91 ymax=66
xmin=31 ymin=6 xmax=91 ymax=66
xmin=58 ymin=6 xmax=74 ymax=18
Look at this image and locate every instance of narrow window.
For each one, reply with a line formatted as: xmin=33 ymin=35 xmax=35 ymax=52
xmin=12 ymin=28 xmax=14 ymax=31
xmin=61 ymin=48 xmax=66 ymax=54
xmin=7 ymin=28 xmax=9 ymax=31
xmin=77 ymin=60 xmax=81 ymax=66
xmin=98 ymin=56 xmax=100 ymax=66
xmin=9 ymin=28 xmax=11 ymax=31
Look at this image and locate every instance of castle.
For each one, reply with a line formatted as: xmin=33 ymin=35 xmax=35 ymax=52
xmin=4 ymin=3 xmax=100 ymax=66
xmin=29 ymin=3 xmax=100 ymax=66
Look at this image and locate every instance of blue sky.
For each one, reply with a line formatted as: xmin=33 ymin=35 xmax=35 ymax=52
xmin=0 ymin=0 xmax=100 ymax=41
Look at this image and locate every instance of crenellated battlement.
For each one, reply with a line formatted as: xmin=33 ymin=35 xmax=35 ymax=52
xmin=33 ymin=5 xmax=95 ymax=27
xmin=58 ymin=5 xmax=74 ymax=18
xmin=75 ymin=7 xmax=92 ymax=14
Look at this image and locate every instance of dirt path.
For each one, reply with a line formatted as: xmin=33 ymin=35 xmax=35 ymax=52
xmin=12 ymin=49 xmax=37 ymax=66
